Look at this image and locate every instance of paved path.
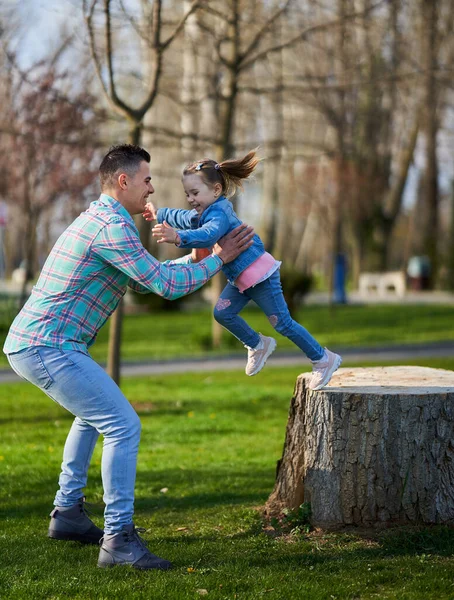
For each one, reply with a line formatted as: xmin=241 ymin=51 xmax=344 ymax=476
xmin=1 ymin=341 xmax=453 ymax=383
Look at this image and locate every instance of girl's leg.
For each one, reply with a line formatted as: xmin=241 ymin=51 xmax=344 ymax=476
xmin=213 ymin=282 xmax=260 ymax=348
xmin=247 ymin=270 xmax=325 ymax=361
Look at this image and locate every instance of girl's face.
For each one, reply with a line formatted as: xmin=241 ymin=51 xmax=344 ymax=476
xmin=183 ymin=174 xmax=221 ymax=215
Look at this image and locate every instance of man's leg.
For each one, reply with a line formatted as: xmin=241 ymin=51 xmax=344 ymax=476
xmin=7 ymin=347 xmax=140 ymax=533
xmin=7 ymin=346 xmax=172 ymax=568
xmin=47 ymin=418 xmax=102 ymax=544
xmin=55 ymin=418 xmax=99 ymax=507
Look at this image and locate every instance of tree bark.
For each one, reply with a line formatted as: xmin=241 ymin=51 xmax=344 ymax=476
xmin=106 ymin=123 xmax=141 ymax=385
xmin=266 ymin=366 xmax=454 ymax=529
xmin=421 ymin=0 xmax=439 ymax=287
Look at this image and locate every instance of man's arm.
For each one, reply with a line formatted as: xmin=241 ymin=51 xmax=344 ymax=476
xmin=213 ymin=223 xmax=254 ymax=263
xmin=128 ymin=253 xmax=193 ymax=294
xmin=94 ymin=221 xmax=253 ymax=300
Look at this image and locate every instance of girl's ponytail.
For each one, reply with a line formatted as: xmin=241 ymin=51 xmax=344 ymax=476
xmin=218 ymin=150 xmax=260 ymax=197
xmin=183 ymin=149 xmax=260 ymax=198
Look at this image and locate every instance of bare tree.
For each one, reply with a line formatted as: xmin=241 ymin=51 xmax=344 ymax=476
xmin=83 ymin=0 xmax=204 ymax=383
xmin=420 ymin=0 xmax=440 ymax=287
xmin=279 ymin=0 xmax=425 ymax=290
xmin=0 ymin=62 xmax=100 ymax=308
xmin=177 ymin=0 xmax=293 ymax=346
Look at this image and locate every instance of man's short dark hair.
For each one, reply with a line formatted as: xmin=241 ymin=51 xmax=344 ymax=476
xmin=99 ymin=144 xmax=151 ymax=189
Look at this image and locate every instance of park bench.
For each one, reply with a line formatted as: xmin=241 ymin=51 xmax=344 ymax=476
xmin=358 ymin=271 xmax=406 ymax=298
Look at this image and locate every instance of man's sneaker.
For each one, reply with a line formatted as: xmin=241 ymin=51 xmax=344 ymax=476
xmin=308 ymin=348 xmax=342 ymax=391
xmin=48 ymin=498 xmax=103 ymax=545
xmin=245 ymin=334 xmax=277 ymax=376
xmin=98 ymin=523 xmax=172 ymax=570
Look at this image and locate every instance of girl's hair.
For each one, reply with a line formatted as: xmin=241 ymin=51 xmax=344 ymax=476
xmin=183 ymin=149 xmax=260 ymax=198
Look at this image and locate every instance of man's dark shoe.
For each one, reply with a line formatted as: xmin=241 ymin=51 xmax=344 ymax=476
xmin=48 ymin=498 xmax=104 ymax=545
xmin=98 ymin=523 xmax=172 ymax=570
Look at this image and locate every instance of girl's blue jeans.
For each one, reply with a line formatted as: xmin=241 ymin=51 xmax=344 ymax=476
xmin=214 ymin=270 xmax=324 ymax=361
xmin=7 ymin=346 xmax=140 ymax=534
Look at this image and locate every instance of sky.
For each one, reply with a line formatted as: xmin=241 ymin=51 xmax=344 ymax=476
xmin=12 ymin=0 xmax=80 ymax=69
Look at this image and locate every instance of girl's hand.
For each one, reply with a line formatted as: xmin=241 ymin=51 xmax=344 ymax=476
xmin=152 ymin=221 xmax=181 ymax=245
xmin=143 ymin=202 xmax=158 ymax=221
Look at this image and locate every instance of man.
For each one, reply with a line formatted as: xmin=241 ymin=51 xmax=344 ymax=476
xmin=3 ymin=144 xmax=253 ymax=570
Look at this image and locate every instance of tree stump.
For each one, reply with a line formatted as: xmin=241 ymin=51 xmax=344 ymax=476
xmin=265 ymin=366 xmax=454 ymax=529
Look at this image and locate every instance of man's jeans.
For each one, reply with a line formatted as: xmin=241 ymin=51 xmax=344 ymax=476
xmin=214 ymin=270 xmax=324 ymax=361
xmin=7 ymin=346 xmax=141 ymax=534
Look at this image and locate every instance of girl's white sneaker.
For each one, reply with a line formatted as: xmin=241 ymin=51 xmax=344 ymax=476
xmin=308 ymin=348 xmax=342 ymax=390
xmin=245 ymin=334 xmax=277 ymax=376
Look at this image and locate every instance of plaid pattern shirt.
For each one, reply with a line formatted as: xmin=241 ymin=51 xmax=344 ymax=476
xmin=4 ymin=194 xmax=222 ymax=355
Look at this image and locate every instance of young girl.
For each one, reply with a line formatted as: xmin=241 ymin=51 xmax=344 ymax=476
xmin=143 ymin=150 xmax=341 ymax=390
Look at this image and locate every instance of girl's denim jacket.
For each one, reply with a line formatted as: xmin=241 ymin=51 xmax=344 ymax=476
xmin=157 ymin=196 xmax=265 ymax=282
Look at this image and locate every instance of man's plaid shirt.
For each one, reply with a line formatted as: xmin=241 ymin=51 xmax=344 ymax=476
xmin=4 ymin=194 xmax=222 ymax=355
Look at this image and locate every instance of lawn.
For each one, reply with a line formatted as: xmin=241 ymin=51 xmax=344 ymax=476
xmin=1 ymin=358 xmax=454 ymax=599
xmin=1 ymin=303 xmax=454 ymax=368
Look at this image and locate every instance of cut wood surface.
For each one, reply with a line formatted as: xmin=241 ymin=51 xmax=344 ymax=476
xmin=266 ymin=367 xmax=454 ymax=529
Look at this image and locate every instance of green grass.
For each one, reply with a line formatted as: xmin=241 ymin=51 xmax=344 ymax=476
xmin=1 ymin=358 xmax=454 ymax=599
xmin=2 ymin=303 xmax=453 ymax=368
xmin=88 ymin=304 xmax=454 ymax=363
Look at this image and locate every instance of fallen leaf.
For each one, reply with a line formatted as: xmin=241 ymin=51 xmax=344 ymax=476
xmin=187 ymin=567 xmax=196 ymax=573
xmin=176 ymin=527 xmax=189 ymax=531
xmin=196 ymin=590 xmax=208 ymax=596
xmin=160 ymin=487 xmax=169 ymax=493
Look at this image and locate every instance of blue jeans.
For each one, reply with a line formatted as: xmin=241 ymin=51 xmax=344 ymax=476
xmin=213 ymin=270 xmax=324 ymax=361
xmin=7 ymin=346 xmax=141 ymax=534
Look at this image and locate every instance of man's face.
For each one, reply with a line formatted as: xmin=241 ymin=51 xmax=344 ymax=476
xmin=122 ymin=161 xmax=154 ymax=215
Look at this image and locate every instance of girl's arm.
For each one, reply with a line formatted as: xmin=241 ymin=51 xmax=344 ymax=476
xmin=153 ymin=213 xmax=231 ymax=249
xmin=156 ymin=207 xmax=197 ymax=230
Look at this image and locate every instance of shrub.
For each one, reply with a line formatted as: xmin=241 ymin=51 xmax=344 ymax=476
xmin=279 ymin=268 xmax=313 ymax=315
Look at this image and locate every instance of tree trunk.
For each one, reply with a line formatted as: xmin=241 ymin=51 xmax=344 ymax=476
xmin=421 ymin=0 xmax=439 ymax=287
xmin=181 ymin=1 xmax=198 ymax=161
xmin=106 ymin=122 xmax=142 ymax=385
xmin=266 ymin=366 xmax=454 ymax=529
xmin=447 ymin=181 xmax=454 ymax=291
xmin=257 ymin=10 xmax=283 ymax=254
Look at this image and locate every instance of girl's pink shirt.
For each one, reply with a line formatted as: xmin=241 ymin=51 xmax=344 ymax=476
xmin=235 ymin=252 xmax=281 ymax=293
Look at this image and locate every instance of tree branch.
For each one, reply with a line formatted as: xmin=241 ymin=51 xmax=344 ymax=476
xmin=239 ymin=0 xmax=292 ymax=66
xmin=84 ymin=1 xmax=110 ymax=100
xmin=239 ymin=0 xmax=387 ymax=72
xmin=161 ymin=0 xmax=204 ymax=51
xmin=200 ymin=4 xmax=233 ymax=25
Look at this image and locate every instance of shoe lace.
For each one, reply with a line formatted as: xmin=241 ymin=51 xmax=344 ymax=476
xmin=124 ymin=526 xmax=150 ymax=551
xmin=312 ymin=360 xmax=327 ymax=373
xmin=80 ymin=497 xmax=102 ymax=518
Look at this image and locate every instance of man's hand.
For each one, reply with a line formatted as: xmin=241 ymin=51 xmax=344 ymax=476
xmin=152 ymin=221 xmax=181 ymax=245
xmin=143 ymin=202 xmax=158 ymax=221
xmin=213 ymin=223 xmax=254 ymax=264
